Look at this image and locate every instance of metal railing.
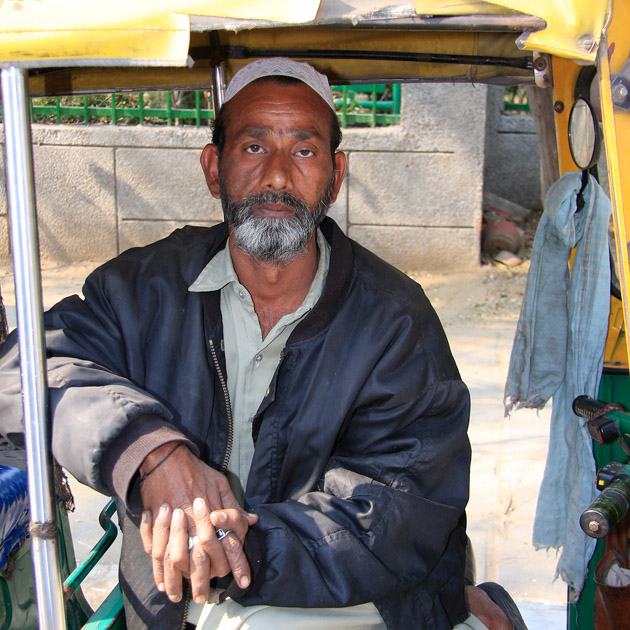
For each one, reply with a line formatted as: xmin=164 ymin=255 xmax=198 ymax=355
xmin=0 ymin=85 xmax=401 ymax=129
xmin=503 ymin=85 xmax=530 ymax=113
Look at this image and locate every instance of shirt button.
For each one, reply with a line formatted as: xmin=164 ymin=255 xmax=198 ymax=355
xmin=238 ymin=289 xmax=245 ymax=299
xmin=249 ymin=415 xmax=255 ymax=423
xmin=255 ymin=353 xmax=263 ymax=365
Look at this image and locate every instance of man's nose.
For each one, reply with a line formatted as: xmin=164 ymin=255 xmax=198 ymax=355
xmin=261 ymin=150 xmax=293 ymax=190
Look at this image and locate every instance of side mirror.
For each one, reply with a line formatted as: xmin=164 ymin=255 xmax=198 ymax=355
xmin=568 ymin=97 xmax=602 ymax=171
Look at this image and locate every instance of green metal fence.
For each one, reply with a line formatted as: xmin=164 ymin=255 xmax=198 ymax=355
xmin=0 ymin=85 xmax=401 ymax=129
xmin=503 ymin=85 xmax=530 ymax=113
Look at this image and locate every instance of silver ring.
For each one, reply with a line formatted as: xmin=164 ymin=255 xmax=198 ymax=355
xmin=215 ymin=528 xmax=232 ymax=541
xmin=187 ymin=535 xmax=199 ymax=550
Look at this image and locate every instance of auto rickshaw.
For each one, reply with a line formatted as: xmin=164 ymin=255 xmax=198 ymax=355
xmin=1 ymin=1 xmax=629 ymax=628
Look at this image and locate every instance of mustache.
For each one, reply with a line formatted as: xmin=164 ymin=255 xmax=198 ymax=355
xmin=237 ymin=190 xmax=310 ymax=214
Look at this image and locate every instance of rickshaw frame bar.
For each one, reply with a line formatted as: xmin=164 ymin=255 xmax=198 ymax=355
xmin=0 ymin=65 xmax=67 ymax=630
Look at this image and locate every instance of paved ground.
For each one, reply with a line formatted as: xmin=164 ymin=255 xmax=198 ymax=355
xmin=1 ymin=262 xmax=569 ymax=628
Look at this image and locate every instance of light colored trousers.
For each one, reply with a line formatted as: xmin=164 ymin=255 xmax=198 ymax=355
xmin=190 ymin=599 xmax=490 ymax=630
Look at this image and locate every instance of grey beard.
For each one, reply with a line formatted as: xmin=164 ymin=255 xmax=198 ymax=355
xmin=220 ymin=179 xmax=334 ymax=264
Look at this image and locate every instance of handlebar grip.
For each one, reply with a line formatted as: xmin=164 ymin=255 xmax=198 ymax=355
xmin=580 ymin=477 xmax=630 ymax=538
xmin=573 ymin=395 xmax=607 ymax=420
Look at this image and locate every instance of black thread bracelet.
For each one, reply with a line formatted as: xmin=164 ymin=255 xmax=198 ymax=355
xmin=139 ymin=442 xmax=184 ymax=484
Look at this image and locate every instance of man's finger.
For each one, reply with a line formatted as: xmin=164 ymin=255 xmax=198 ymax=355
xmin=192 ymin=497 xmax=214 ymax=546
xmin=220 ymin=530 xmax=251 ymax=590
xmin=210 ymin=509 xmax=253 ymax=588
xmin=168 ymin=508 xmax=191 ymax=576
xmin=140 ymin=510 xmax=153 ymax=555
xmin=164 ymin=509 xmax=187 ymax=602
xmin=210 ymin=508 xmax=255 ymax=540
xmin=151 ymin=504 xmax=172 ymax=592
xmin=189 ymin=539 xmax=211 ymax=604
xmin=194 ymin=498 xmax=230 ymax=578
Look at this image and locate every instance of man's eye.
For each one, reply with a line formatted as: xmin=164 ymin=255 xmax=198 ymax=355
xmin=246 ymin=145 xmax=263 ymax=154
xmin=297 ymin=149 xmax=314 ymax=157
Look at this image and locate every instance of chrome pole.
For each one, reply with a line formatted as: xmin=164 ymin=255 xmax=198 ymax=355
xmin=211 ymin=62 xmax=226 ymax=113
xmin=1 ymin=65 xmax=67 ymax=629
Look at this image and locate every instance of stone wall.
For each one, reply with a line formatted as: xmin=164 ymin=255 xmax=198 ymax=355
xmin=1 ymin=83 xmax=489 ymax=270
xmin=484 ymin=86 xmax=541 ymax=211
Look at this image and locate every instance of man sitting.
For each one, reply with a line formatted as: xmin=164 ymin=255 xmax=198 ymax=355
xmin=0 ymin=58 xmax=520 ymax=630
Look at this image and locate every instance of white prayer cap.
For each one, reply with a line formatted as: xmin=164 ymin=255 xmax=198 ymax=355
xmin=224 ymin=58 xmax=336 ymax=112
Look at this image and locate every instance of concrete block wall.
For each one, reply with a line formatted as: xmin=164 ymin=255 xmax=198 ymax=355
xmin=484 ymin=86 xmax=541 ymax=211
xmin=1 ymin=83 xmax=488 ymax=271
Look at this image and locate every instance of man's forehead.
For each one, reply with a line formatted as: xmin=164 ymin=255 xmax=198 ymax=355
xmin=224 ymin=83 xmax=332 ymax=140
xmin=236 ymin=125 xmax=325 ymax=142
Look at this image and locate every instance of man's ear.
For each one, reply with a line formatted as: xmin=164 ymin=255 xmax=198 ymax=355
xmin=329 ymin=151 xmax=348 ymax=204
xmin=200 ymin=144 xmax=221 ymax=199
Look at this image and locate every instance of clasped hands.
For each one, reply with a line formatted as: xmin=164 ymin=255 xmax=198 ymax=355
xmin=138 ymin=442 xmax=258 ymax=605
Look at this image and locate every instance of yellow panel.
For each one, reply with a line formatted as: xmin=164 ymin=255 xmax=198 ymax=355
xmin=174 ymin=0 xmax=319 ymax=22
xmin=0 ymin=0 xmax=320 ymax=65
xmin=604 ymin=296 xmax=628 ymax=369
xmin=415 ymin=0 xmax=610 ymax=62
xmin=598 ymin=1 xmax=630 ymax=367
xmin=551 ymin=57 xmax=581 ymax=175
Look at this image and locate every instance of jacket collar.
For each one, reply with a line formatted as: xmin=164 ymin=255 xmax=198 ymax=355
xmin=288 ymin=217 xmax=354 ymax=344
xmin=200 ymin=217 xmax=354 ymax=344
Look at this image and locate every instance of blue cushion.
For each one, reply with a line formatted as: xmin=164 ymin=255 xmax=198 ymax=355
xmin=0 ymin=464 xmax=29 ymax=572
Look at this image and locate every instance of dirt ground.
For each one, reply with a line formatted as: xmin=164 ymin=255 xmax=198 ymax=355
xmin=409 ymin=264 xmax=528 ymax=326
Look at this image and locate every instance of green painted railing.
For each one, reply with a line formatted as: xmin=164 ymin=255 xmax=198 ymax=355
xmin=503 ymin=85 xmax=530 ymax=113
xmin=336 ymin=84 xmax=401 ymax=127
xmin=0 ymin=85 xmax=401 ymax=129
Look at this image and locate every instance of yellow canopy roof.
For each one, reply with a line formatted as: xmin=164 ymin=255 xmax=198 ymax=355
xmin=0 ymin=1 xmax=320 ymax=67
xmin=0 ymin=0 xmax=612 ymax=94
xmin=1 ymin=0 xmax=609 ymax=66
xmin=416 ymin=1 xmax=609 ymax=62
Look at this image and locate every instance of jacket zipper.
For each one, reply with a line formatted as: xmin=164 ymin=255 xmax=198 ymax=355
xmin=208 ymin=338 xmax=234 ymax=474
xmin=180 ymin=581 xmax=190 ymax=630
xmin=181 ymin=339 xmax=234 ymax=628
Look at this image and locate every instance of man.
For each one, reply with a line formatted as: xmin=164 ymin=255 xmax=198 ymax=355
xmin=0 ymin=59 xmax=512 ymax=629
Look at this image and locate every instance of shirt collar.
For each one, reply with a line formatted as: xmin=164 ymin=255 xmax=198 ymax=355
xmin=188 ymin=228 xmax=329 ymax=295
xmin=188 ymin=239 xmax=236 ymax=292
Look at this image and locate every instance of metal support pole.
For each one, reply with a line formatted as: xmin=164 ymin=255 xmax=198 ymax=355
xmin=211 ymin=62 xmax=226 ymax=114
xmin=1 ymin=65 xmax=67 ymax=630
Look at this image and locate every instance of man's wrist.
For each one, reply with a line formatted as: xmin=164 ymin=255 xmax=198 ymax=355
xmin=139 ymin=441 xmax=186 ymax=480
xmin=100 ymin=417 xmax=198 ymax=508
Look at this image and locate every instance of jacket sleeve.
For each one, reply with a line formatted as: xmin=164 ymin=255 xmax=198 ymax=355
xmin=232 ymin=290 xmax=471 ymax=611
xmin=0 ymin=267 xmax=185 ymax=496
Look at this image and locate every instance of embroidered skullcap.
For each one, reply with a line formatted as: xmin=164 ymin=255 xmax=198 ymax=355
xmin=224 ymin=57 xmax=336 ymax=112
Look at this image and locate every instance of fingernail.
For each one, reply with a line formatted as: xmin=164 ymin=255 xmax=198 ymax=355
xmin=158 ymin=504 xmax=168 ymax=517
xmin=239 ymin=576 xmax=250 ymax=589
xmin=157 ymin=582 xmax=165 ymax=592
xmin=193 ymin=497 xmax=204 ymax=513
xmin=195 ymin=596 xmax=206 ymax=605
xmin=141 ymin=511 xmax=149 ymax=523
xmin=216 ymin=511 xmax=227 ymax=524
xmin=172 ymin=509 xmax=183 ymax=522
xmin=169 ymin=594 xmax=182 ymax=603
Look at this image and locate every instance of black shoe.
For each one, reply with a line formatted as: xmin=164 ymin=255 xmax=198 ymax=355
xmin=476 ymin=582 xmax=529 ymax=630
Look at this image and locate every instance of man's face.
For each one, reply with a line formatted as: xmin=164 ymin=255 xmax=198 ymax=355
xmin=200 ymin=80 xmax=347 ymax=263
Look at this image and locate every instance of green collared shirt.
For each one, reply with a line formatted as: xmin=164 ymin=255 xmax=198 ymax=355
xmin=189 ymin=230 xmax=330 ymax=504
